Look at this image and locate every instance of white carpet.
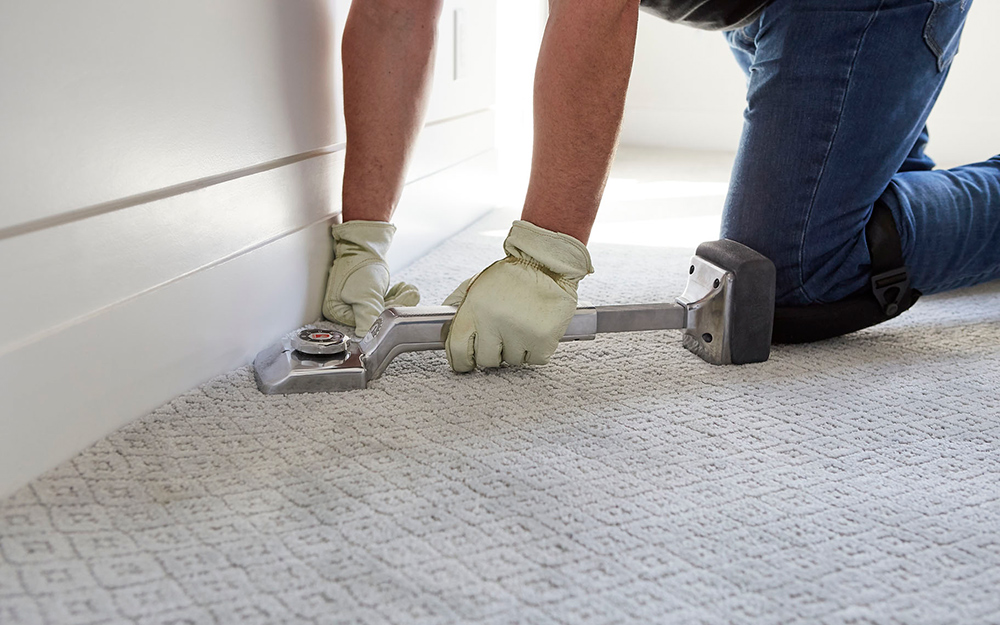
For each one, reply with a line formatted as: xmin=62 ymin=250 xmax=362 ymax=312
xmin=2 ymin=207 xmax=1000 ymax=624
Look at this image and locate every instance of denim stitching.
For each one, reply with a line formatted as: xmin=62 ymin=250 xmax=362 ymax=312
xmin=923 ymin=0 xmax=967 ymax=72
xmin=924 ymin=2 xmax=944 ymax=63
xmin=796 ymin=1 xmax=885 ymax=303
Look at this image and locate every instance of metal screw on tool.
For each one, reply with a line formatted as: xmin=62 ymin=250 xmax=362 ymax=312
xmin=291 ymin=329 xmax=350 ymax=356
xmin=690 ymin=265 xmax=695 ymax=274
xmin=702 ymin=333 xmax=714 ymax=343
xmin=713 ymin=278 xmax=720 ymax=289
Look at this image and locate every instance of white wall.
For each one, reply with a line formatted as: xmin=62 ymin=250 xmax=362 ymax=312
xmin=0 ymin=0 xmax=498 ymax=498
xmin=622 ymin=2 xmax=1000 ymax=167
xmin=621 ymin=15 xmax=746 ymax=153
xmin=922 ymin=2 xmax=1000 ymax=167
xmin=494 ymin=0 xmax=548 ymax=209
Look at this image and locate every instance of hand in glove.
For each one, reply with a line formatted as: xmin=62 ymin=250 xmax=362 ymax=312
xmin=444 ymin=220 xmax=594 ymax=372
xmin=323 ymin=220 xmax=420 ymax=335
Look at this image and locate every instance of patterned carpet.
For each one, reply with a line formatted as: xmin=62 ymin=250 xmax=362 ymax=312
xmin=2 ymin=209 xmax=1000 ymax=624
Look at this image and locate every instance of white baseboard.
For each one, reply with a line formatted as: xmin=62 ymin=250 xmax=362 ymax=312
xmin=0 ymin=120 xmax=497 ymax=500
xmin=0 ymin=223 xmax=331 ymax=500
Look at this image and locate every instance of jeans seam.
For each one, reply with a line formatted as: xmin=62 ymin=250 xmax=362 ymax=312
xmin=923 ymin=0 xmax=969 ymax=72
xmin=924 ymin=0 xmax=947 ymax=68
xmin=796 ymin=0 xmax=885 ymax=303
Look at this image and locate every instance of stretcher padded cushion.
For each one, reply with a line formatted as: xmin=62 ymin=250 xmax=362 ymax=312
xmin=695 ymin=239 xmax=776 ymax=364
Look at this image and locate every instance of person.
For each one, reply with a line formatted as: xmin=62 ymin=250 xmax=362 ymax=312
xmin=322 ymin=0 xmax=1000 ymax=372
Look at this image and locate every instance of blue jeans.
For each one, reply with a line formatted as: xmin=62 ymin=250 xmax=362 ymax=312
xmin=722 ymin=0 xmax=1000 ymax=305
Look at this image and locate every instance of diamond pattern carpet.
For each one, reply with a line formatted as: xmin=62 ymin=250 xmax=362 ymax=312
xmin=2 ymin=208 xmax=1000 ymax=624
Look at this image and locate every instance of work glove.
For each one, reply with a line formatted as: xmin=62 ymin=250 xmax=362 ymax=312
xmin=444 ymin=220 xmax=594 ymax=372
xmin=322 ymin=220 xmax=420 ymax=335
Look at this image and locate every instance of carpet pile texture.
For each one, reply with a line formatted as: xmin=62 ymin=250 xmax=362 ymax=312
xmin=2 ymin=210 xmax=1000 ymax=624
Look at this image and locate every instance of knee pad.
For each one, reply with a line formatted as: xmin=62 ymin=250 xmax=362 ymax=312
xmin=772 ymin=201 xmax=920 ymax=344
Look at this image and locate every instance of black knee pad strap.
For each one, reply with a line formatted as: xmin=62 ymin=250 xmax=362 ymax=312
xmin=771 ymin=201 xmax=920 ymax=344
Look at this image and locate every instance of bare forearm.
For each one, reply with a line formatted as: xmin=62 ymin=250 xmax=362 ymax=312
xmin=341 ymin=0 xmax=442 ymax=222
xmin=522 ymin=0 xmax=640 ymax=244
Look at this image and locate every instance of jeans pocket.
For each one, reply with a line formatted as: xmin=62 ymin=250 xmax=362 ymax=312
xmin=924 ymin=0 xmax=971 ymax=72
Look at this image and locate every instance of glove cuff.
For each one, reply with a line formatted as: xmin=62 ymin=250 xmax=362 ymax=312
xmin=331 ymin=220 xmax=396 ymax=260
xmin=504 ymin=220 xmax=595 ymax=281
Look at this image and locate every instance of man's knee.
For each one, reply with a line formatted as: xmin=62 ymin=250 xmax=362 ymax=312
xmin=722 ymin=199 xmax=876 ymax=307
xmin=718 ymin=224 xmax=812 ymax=307
xmin=769 ymin=201 xmax=919 ymax=343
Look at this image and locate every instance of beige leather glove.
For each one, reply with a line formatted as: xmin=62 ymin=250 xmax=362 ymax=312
xmin=444 ymin=220 xmax=594 ymax=372
xmin=323 ymin=220 xmax=420 ymax=335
